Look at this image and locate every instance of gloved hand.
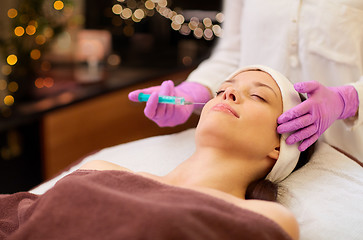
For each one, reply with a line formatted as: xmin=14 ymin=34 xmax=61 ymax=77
xmin=128 ymin=80 xmax=211 ymax=127
xmin=277 ymin=81 xmax=359 ymax=151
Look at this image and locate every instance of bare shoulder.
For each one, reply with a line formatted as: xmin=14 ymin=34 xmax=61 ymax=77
xmin=80 ymin=160 xmax=133 ymax=172
xmin=185 ymin=187 xmax=299 ymax=239
xmin=243 ymin=200 xmax=299 ymax=240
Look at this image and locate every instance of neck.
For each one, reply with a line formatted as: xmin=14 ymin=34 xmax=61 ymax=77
xmin=162 ymin=147 xmax=258 ymax=199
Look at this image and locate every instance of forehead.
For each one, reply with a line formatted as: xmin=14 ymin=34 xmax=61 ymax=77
xmin=227 ymin=70 xmax=283 ymax=104
xmin=231 ymin=70 xmax=279 ymax=90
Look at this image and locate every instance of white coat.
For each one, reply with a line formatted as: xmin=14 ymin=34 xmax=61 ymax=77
xmin=187 ymin=0 xmax=363 ymax=162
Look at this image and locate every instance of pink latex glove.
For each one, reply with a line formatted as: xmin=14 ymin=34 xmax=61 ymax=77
xmin=277 ymin=81 xmax=359 ymax=151
xmin=128 ymin=80 xmax=211 ymax=127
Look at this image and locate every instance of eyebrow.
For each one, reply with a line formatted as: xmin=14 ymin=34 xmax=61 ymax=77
xmin=224 ymin=79 xmax=235 ymax=83
xmin=253 ymin=82 xmax=278 ymax=97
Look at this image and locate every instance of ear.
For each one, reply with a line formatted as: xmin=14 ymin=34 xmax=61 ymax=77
xmin=268 ymin=146 xmax=280 ymax=161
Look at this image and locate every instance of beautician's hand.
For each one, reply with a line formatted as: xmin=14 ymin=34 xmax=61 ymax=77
xmin=128 ymin=80 xmax=211 ymax=127
xmin=277 ymin=81 xmax=359 ymax=151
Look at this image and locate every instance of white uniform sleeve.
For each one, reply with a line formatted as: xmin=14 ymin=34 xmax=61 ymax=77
xmin=346 ymin=76 xmax=363 ymax=129
xmin=186 ymin=0 xmax=243 ymax=94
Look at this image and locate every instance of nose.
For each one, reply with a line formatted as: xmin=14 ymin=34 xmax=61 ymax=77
xmin=222 ymin=87 xmax=239 ymax=103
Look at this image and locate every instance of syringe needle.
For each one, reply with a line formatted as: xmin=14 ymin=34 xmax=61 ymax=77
xmin=184 ymin=101 xmax=206 ymax=105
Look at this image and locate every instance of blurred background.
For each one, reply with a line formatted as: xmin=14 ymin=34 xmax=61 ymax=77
xmin=0 ymin=0 xmax=222 ymax=193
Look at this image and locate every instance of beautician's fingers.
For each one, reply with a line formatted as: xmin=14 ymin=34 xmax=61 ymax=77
xmin=294 ymin=81 xmax=320 ymax=95
xmin=155 ymin=80 xmax=174 ymax=120
xmin=277 ymin=100 xmax=312 ymax=124
xmin=298 ymin=133 xmax=319 ymax=152
xmin=144 ymin=92 xmax=159 ymax=119
xmin=285 ymin=124 xmax=318 ymax=145
xmin=277 ymin=114 xmax=315 ymax=134
xmin=128 ymin=86 xmax=160 ymax=102
xmin=128 ymin=90 xmax=141 ymax=102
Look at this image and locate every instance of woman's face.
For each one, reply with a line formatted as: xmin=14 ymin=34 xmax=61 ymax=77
xmin=196 ymin=70 xmax=283 ymax=160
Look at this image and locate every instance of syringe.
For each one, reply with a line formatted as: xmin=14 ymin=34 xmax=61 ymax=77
xmin=138 ymin=93 xmax=205 ymax=105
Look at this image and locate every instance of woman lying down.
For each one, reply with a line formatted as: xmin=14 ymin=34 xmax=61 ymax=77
xmin=1 ymin=66 xmax=313 ymax=240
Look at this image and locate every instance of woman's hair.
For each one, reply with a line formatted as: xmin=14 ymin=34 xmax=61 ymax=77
xmin=245 ymin=93 xmax=315 ymax=202
xmin=245 ymin=142 xmax=315 ymax=201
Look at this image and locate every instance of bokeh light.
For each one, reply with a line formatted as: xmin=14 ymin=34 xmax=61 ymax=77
xmin=112 ymin=4 xmax=123 ymax=15
xmin=203 ymin=18 xmax=212 ymax=28
xmin=193 ymin=28 xmax=203 ymax=39
xmin=14 ymin=26 xmax=25 ymax=36
xmin=30 ymin=49 xmax=41 ymax=60
xmin=34 ymin=77 xmax=54 ymax=88
xmin=35 ymin=35 xmax=47 ymax=45
xmin=7 ymin=55 xmax=18 ymax=66
xmin=7 ymin=9 xmax=18 ymax=18
xmin=4 ymin=95 xmax=15 ymax=106
xmin=43 ymin=77 xmax=54 ymax=88
xmin=35 ymin=77 xmax=44 ymax=88
xmin=41 ymin=61 xmax=52 ymax=72
xmin=1 ymin=65 xmax=12 ymax=76
xmin=145 ymin=0 xmax=155 ymax=10
xmin=126 ymin=0 xmax=137 ymax=9
xmin=182 ymin=56 xmax=192 ymax=66
xmin=54 ymin=0 xmax=65 ymax=11
xmin=133 ymin=9 xmax=145 ymax=20
xmin=8 ymin=82 xmax=19 ymax=93
xmin=43 ymin=27 xmax=54 ymax=38
xmin=107 ymin=54 xmax=121 ymax=66
xmin=158 ymin=0 xmax=167 ymax=8
xmin=171 ymin=22 xmax=181 ymax=31
xmin=216 ymin=12 xmax=225 ymax=23
xmin=111 ymin=0 xmax=223 ymax=41
xmin=0 ymin=80 xmax=7 ymax=91
xmin=121 ymin=8 xmax=132 ymax=19
xmin=204 ymin=28 xmax=214 ymax=40
xmin=29 ymin=20 xmax=38 ymax=28
xmin=179 ymin=24 xmax=191 ymax=35
xmin=26 ymin=25 xmax=36 ymax=35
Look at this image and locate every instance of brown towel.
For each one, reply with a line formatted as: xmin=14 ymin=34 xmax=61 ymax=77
xmin=1 ymin=170 xmax=292 ymax=240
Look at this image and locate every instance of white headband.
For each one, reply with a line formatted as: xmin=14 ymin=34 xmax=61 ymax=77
xmin=226 ymin=65 xmax=301 ymax=183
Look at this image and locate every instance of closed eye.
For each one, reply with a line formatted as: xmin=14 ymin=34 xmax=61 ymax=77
xmin=215 ymin=90 xmax=225 ymax=96
xmin=251 ymin=94 xmax=266 ymax=102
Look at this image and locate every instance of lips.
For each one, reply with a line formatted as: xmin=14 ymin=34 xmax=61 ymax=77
xmin=211 ymin=103 xmax=240 ymax=118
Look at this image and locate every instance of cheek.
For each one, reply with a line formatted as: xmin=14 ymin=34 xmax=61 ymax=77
xmin=243 ymin=108 xmax=280 ymax=141
xmin=198 ymin=100 xmax=215 ymax=124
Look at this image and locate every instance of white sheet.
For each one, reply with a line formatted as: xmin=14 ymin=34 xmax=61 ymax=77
xmin=31 ymin=129 xmax=196 ymax=195
xmin=31 ymin=128 xmax=363 ymax=240
xmin=278 ymin=142 xmax=363 ymax=240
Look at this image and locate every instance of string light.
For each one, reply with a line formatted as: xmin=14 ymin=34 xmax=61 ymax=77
xmin=111 ymin=0 xmax=224 ymax=40
xmin=1 ymin=0 xmax=74 ymax=112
